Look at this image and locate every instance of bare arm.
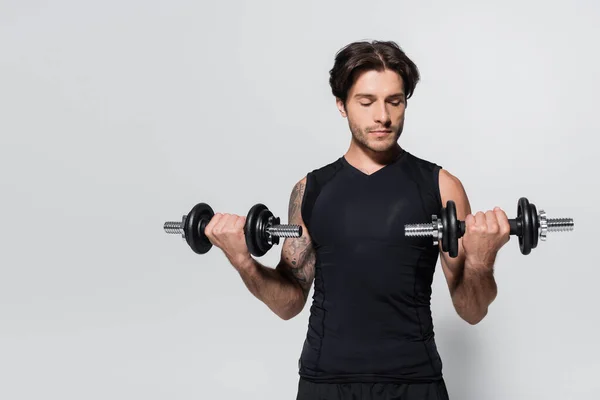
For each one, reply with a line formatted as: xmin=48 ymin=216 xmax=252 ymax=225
xmin=438 ymin=169 xmax=498 ymax=325
xmin=236 ymin=177 xmax=316 ymax=320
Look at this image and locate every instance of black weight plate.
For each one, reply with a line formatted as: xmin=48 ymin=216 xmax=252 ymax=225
xmin=440 ymin=204 xmax=449 ymax=252
xmin=518 ymin=197 xmax=532 ymax=255
xmin=245 ymin=204 xmax=265 ymax=257
xmin=255 ymin=209 xmax=273 ymax=256
xmin=185 ymin=202 xmax=214 ymax=254
xmin=447 ymin=201 xmax=459 ymax=258
xmin=458 ymin=220 xmax=466 ymax=238
xmin=530 ymin=202 xmax=539 ymax=249
xmin=245 ymin=203 xmax=274 ymax=257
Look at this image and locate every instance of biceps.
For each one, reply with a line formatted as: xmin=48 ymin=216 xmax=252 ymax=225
xmin=437 ymin=169 xmax=471 ymax=275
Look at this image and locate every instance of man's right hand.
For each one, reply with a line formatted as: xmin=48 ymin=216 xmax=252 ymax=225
xmin=204 ymin=213 xmax=252 ymax=269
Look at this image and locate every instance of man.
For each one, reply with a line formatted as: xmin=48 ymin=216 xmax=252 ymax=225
xmin=204 ymin=40 xmax=511 ymax=400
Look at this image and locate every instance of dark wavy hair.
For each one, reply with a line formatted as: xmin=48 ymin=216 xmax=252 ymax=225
xmin=329 ymin=40 xmax=420 ymax=105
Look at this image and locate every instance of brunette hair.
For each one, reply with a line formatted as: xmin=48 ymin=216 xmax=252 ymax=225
xmin=329 ymin=40 xmax=420 ymax=105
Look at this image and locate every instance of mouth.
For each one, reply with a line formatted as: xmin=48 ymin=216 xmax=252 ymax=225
xmin=370 ymin=130 xmax=392 ymax=137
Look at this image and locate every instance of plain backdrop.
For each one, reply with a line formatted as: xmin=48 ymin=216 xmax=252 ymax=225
xmin=0 ymin=1 xmax=597 ymax=399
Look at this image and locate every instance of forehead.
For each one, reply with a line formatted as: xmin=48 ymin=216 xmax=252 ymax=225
xmin=349 ymin=68 xmax=404 ymax=96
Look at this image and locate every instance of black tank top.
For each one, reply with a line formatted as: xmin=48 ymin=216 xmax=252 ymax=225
xmin=298 ymin=149 xmax=444 ymax=384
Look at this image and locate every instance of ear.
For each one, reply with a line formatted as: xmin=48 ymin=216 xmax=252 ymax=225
xmin=336 ymin=98 xmax=347 ymax=118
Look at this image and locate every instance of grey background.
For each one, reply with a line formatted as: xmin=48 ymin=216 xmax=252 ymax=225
xmin=0 ymin=0 xmax=597 ymax=399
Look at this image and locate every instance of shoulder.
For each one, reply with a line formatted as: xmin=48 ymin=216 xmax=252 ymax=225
xmin=439 ymin=168 xmax=464 ymax=190
xmin=438 ymin=168 xmax=470 ymax=213
xmin=289 ymin=157 xmax=342 ymax=200
xmin=403 ymin=151 xmax=443 ymax=175
xmin=403 ymin=150 xmax=461 ymax=184
xmin=404 ymin=150 xmax=468 ymax=204
xmin=439 ymin=168 xmax=466 ymax=191
xmin=305 ymin=157 xmax=344 ymax=187
xmin=310 ymin=157 xmax=344 ymax=174
xmin=291 ymin=175 xmax=307 ymax=197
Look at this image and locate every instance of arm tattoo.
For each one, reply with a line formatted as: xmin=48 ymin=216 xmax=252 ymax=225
xmin=280 ymin=179 xmax=316 ymax=300
xmin=288 ymin=180 xmax=304 ymax=224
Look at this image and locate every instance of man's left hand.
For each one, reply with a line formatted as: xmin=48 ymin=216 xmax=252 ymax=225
xmin=462 ymin=207 xmax=511 ymax=268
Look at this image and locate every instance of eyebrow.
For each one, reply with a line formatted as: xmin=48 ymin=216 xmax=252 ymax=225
xmin=354 ymin=93 xmax=405 ymax=99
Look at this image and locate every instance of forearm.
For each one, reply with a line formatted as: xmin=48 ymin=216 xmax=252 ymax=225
xmin=235 ymin=257 xmax=305 ymax=320
xmin=452 ymin=258 xmax=498 ymax=325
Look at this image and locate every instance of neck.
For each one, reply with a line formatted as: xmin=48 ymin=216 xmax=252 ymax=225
xmin=344 ymin=141 xmax=403 ymax=167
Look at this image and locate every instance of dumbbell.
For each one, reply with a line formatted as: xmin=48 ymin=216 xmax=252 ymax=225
xmin=163 ymin=202 xmax=302 ymax=257
xmin=405 ymin=197 xmax=575 ymax=257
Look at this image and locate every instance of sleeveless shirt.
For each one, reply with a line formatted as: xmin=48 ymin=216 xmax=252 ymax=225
xmin=297 ymin=148 xmax=444 ymax=384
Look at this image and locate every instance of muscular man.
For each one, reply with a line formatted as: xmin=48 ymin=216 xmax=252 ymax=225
xmin=204 ymin=40 xmax=511 ymax=400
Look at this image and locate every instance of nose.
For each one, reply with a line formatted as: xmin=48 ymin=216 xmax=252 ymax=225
xmin=374 ymin=103 xmax=391 ymax=126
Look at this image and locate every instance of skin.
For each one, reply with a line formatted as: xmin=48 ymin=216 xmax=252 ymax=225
xmin=204 ymin=179 xmax=314 ymax=320
xmin=205 ymin=67 xmax=511 ymax=324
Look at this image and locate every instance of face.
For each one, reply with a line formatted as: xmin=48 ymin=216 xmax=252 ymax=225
xmin=336 ymin=68 xmax=406 ymax=153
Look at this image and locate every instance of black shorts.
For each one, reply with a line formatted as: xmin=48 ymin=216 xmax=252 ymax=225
xmin=296 ymin=377 xmax=450 ymax=400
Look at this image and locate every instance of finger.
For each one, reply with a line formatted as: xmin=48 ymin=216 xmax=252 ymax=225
xmin=234 ymin=215 xmax=246 ymax=232
xmin=224 ymin=214 xmax=243 ymax=234
xmin=485 ymin=210 xmax=499 ymax=234
xmin=494 ymin=207 xmax=511 ymax=237
xmin=204 ymin=213 xmax=222 ymax=238
xmin=225 ymin=214 xmax=244 ymax=234
xmin=213 ymin=213 xmax=231 ymax=234
xmin=465 ymin=214 xmax=475 ymax=229
xmin=475 ymin=211 xmax=486 ymax=228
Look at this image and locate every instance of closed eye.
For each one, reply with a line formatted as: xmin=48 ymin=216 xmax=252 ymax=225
xmin=359 ymin=99 xmax=404 ymax=107
xmin=361 ymin=101 xmax=402 ymax=107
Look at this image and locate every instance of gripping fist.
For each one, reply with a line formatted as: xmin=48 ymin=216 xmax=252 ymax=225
xmin=204 ymin=213 xmax=251 ymax=267
xmin=461 ymin=207 xmax=511 ymax=267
